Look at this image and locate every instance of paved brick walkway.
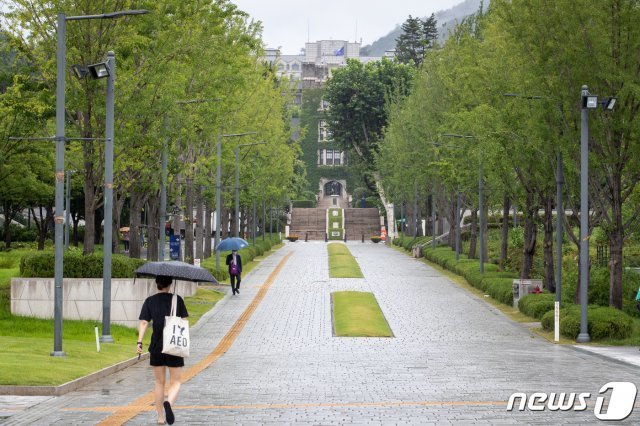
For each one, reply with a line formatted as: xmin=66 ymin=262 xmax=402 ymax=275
xmin=3 ymin=242 xmax=640 ymax=424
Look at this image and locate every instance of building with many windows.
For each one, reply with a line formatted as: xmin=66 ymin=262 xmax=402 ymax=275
xmin=265 ymin=41 xmax=383 ymax=207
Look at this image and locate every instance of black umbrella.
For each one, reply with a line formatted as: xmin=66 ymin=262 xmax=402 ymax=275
xmin=135 ymin=261 xmax=218 ymax=283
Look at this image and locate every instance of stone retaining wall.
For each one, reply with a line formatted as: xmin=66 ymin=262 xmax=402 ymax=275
xmin=11 ymin=278 xmax=197 ymax=328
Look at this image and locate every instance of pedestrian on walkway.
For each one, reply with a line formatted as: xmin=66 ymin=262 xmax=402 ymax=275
xmin=137 ymin=275 xmax=189 ymax=425
xmin=226 ymin=249 xmax=243 ymax=295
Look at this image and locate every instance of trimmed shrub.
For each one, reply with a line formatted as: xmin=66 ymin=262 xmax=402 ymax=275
xmin=485 ymin=278 xmax=514 ymax=306
xmin=286 ymin=235 xmax=299 ymax=242
xmin=371 ymin=236 xmax=381 ymax=243
xmin=541 ymin=305 xmax=633 ymax=340
xmin=563 ymin=266 xmax=640 ymax=318
xmin=20 ymin=252 xmax=145 ymax=278
xmin=518 ymin=293 xmax=556 ymax=319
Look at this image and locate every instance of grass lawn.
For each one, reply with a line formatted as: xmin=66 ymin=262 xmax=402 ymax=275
xmin=0 ymin=280 xmax=223 ymax=386
xmin=328 ymin=243 xmax=363 ymax=278
xmin=332 ymin=291 xmax=392 ymax=337
xmin=185 ymin=286 xmax=225 ymax=326
xmin=0 ymin=242 xmax=284 ymax=386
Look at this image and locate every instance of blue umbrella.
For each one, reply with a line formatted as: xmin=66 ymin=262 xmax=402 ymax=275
xmin=216 ymin=237 xmax=249 ymax=252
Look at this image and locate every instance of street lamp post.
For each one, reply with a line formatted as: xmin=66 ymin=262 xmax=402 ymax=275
xmin=101 ymin=51 xmax=116 ymax=343
xmin=215 ymin=132 xmax=257 ymax=269
xmin=576 ymin=86 xmax=616 ymax=342
xmin=235 ymin=141 xmax=266 ymax=237
xmin=53 ymin=8 xmax=147 ymax=357
xmin=577 ymin=85 xmax=592 ymax=343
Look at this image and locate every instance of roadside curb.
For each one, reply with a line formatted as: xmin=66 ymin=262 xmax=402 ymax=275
xmin=0 ymin=353 xmax=149 ymax=397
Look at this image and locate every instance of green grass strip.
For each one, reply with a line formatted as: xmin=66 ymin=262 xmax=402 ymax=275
xmin=332 ymin=291 xmax=393 ymax=337
xmin=0 ymin=287 xmax=223 ymax=386
xmin=328 ymin=243 xmax=363 ymax=278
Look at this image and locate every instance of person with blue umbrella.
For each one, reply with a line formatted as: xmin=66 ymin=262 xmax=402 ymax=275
xmin=217 ymin=237 xmax=249 ymax=295
xmin=226 ymin=250 xmax=242 ymax=295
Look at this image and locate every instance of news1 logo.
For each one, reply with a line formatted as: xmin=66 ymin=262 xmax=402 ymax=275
xmin=507 ymin=382 xmax=637 ymax=421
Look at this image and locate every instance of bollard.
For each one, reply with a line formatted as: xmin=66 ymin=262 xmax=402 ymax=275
xmin=344 ymin=233 xmax=347 ymax=242
xmin=325 ymin=233 xmax=328 ymax=242
xmin=305 ymin=232 xmax=308 ymax=242
xmin=362 ymin=234 xmax=364 ymax=243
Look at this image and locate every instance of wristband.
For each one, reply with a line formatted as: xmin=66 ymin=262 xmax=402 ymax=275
xmin=137 ymin=341 xmax=142 ymax=345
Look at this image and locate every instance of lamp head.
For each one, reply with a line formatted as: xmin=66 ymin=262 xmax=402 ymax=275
xmin=583 ymin=95 xmax=599 ymax=109
xmin=71 ymin=64 xmax=89 ymax=79
xmin=602 ymin=97 xmax=616 ymax=111
xmin=87 ymin=62 xmax=110 ymax=79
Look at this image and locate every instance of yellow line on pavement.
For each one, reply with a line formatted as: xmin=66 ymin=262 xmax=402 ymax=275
xmin=96 ymin=251 xmax=292 ymax=426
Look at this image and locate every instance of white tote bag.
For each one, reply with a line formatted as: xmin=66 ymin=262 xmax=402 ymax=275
xmin=162 ymin=293 xmax=190 ymax=358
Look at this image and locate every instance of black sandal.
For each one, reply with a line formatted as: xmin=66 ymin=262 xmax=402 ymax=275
xmin=163 ymin=401 xmax=175 ymax=425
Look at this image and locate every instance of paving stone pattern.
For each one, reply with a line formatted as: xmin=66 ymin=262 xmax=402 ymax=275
xmin=3 ymin=242 xmax=640 ymax=425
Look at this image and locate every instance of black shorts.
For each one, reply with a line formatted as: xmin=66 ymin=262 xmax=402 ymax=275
xmin=150 ymin=352 xmax=184 ymax=368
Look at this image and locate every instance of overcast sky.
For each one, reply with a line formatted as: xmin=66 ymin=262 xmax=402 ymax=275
xmin=231 ymin=0 xmax=464 ymax=54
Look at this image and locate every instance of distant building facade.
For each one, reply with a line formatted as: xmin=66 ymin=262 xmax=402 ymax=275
xmin=264 ymin=41 xmax=383 ymax=206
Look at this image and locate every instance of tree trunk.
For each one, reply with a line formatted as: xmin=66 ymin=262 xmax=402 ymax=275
xmin=172 ymin=173 xmax=182 ymax=237
xmin=147 ymin=196 xmax=159 ymax=261
xmin=184 ymin=178 xmax=194 ymax=264
xmin=500 ymin=196 xmax=510 ymax=270
xmin=82 ymin=159 xmax=98 ymax=255
xmin=469 ymin=208 xmax=478 ymax=259
xmin=521 ymin=191 xmax=538 ymax=279
xmin=610 ymin=229 xmax=624 ymax=309
xmin=204 ymin=201 xmax=212 ymax=259
xmin=406 ymin=200 xmax=416 ymax=237
xmin=129 ymin=191 xmax=145 ymax=259
xmin=31 ymin=206 xmax=54 ymax=251
xmin=543 ymin=195 xmax=556 ymax=292
xmin=222 ymin=205 xmax=231 ymax=239
xmin=195 ymin=187 xmax=203 ymax=262
xmin=72 ymin=211 xmax=80 ymax=247
xmin=372 ymin=171 xmax=395 ymax=240
xmin=447 ymin=196 xmax=456 ymax=249
xmin=2 ymin=202 xmax=13 ymax=248
xmin=608 ymin=169 xmax=625 ymax=309
xmin=94 ymin=207 xmax=103 ymax=248
xmin=113 ymin=191 xmax=126 ymax=254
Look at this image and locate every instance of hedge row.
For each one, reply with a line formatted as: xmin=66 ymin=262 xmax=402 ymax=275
xmin=518 ymin=293 xmax=556 ymax=319
xmin=20 ymin=252 xmax=146 ymax=278
xmin=563 ymin=266 xmax=640 ymax=318
xmin=393 ymin=240 xmax=517 ymax=307
xmin=392 ymin=239 xmax=635 ymax=341
xmin=205 ymin=234 xmax=282 ymax=281
xmin=541 ymin=305 xmax=633 ymax=340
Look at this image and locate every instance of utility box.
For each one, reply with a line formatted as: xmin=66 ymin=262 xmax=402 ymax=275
xmin=512 ymin=279 xmax=543 ymax=308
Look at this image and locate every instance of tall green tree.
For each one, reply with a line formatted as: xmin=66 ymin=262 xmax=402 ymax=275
xmin=395 ymin=14 xmax=438 ymax=67
xmin=492 ymin=0 xmax=640 ymax=309
xmin=324 ymin=58 xmax=414 ymax=235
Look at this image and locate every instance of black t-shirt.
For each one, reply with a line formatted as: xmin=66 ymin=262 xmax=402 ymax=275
xmin=139 ymin=292 xmax=188 ymax=354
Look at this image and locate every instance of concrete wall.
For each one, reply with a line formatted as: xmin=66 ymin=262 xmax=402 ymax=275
xmin=11 ymin=278 xmax=197 ymax=329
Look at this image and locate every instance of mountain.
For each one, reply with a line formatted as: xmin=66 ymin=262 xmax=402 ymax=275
xmin=361 ymin=0 xmax=488 ymax=56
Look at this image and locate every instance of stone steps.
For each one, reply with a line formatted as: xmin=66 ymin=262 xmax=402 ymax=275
xmin=290 ymin=207 xmax=380 ymax=241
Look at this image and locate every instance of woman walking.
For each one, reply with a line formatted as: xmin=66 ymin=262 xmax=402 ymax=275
xmin=137 ymin=275 xmax=188 ymax=425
